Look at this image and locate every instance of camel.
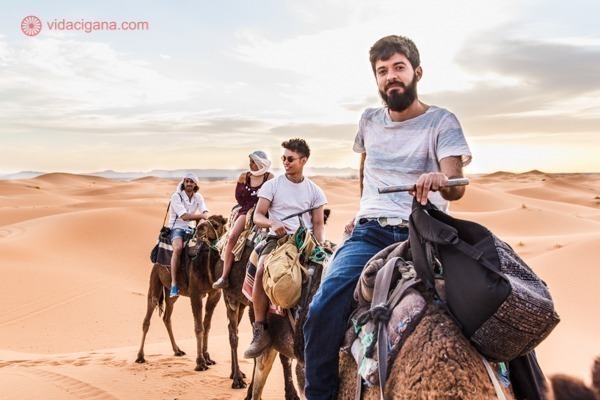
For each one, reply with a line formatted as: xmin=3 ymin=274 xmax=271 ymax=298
xmin=245 ymin=255 xmax=325 ymax=400
xmin=239 ymin=208 xmax=334 ymax=400
xmin=211 ymin=218 xmax=301 ymax=399
xmin=211 ymin=207 xmax=332 ymax=396
xmin=335 ymin=240 xmax=555 ymax=399
xmin=550 ymin=356 xmax=600 ymax=400
xmin=135 ymin=215 xmax=228 ymax=373
xmin=336 ymin=286 xmax=519 ymax=400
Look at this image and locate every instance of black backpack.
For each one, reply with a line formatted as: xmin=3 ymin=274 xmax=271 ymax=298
xmin=408 ymin=199 xmax=560 ymax=362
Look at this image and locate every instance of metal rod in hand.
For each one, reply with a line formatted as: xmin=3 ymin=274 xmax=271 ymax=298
xmin=377 ymin=178 xmax=469 ymax=194
xmin=281 ymin=205 xmax=321 ymax=221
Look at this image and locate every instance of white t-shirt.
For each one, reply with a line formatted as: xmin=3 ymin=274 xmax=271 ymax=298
xmin=257 ymin=174 xmax=327 ymax=235
xmin=168 ymin=190 xmax=209 ymax=230
xmin=353 ymin=106 xmax=472 ymax=220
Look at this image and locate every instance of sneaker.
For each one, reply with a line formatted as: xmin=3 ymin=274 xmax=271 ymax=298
xmin=243 ymin=322 xmax=271 ymax=359
xmin=170 ymin=285 xmax=179 ymax=298
xmin=212 ymin=277 xmax=229 ymax=289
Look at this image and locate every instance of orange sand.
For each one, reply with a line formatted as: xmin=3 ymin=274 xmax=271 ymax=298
xmin=1 ymin=172 xmax=599 ymax=399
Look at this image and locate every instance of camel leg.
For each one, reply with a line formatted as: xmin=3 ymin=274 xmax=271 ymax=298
xmin=245 ymin=358 xmax=256 ymax=400
xmin=295 ymin=361 xmax=306 ymax=400
xmin=190 ymin=292 xmax=209 ymax=371
xmin=135 ymin=275 xmax=164 ymax=363
xmin=228 ymin=300 xmax=247 ymax=389
xmin=162 ymin=293 xmax=185 ymax=357
xmin=280 ymin=354 xmax=300 ymax=400
xmin=202 ymin=289 xmax=221 ymax=365
xmin=251 ymin=347 xmax=278 ymax=400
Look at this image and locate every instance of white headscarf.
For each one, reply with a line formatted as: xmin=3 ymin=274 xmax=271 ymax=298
xmin=177 ymin=172 xmax=199 ymax=193
xmin=249 ymin=150 xmax=271 ymax=176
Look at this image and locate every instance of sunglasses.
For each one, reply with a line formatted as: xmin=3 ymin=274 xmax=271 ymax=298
xmin=281 ymin=155 xmax=301 ymax=163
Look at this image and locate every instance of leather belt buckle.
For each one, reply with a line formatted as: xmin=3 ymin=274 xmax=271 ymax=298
xmin=377 ymin=217 xmax=408 ymax=228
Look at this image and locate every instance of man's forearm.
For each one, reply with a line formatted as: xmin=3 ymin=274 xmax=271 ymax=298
xmin=313 ymin=224 xmax=325 ymax=244
xmin=253 ymin=213 xmax=272 ymax=229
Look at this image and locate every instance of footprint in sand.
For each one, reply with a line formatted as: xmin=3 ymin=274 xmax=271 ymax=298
xmin=25 ymin=368 xmax=119 ymax=400
xmin=0 ymin=226 xmax=26 ymax=240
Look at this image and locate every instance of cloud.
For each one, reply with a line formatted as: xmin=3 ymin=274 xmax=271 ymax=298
xmin=0 ymin=36 xmax=204 ymax=117
xmin=415 ymin=33 xmax=600 ymax=138
xmin=457 ymin=36 xmax=600 ymax=96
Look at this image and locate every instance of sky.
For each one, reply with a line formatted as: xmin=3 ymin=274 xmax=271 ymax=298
xmin=1 ymin=0 xmax=599 ymax=174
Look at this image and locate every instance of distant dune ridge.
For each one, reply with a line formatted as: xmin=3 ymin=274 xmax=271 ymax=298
xmin=0 ymin=167 xmax=360 ymax=181
xmin=0 ymin=171 xmax=599 ymax=399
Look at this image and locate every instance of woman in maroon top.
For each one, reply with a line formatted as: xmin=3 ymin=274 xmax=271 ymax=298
xmin=213 ymin=151 xmax=274 ymax=289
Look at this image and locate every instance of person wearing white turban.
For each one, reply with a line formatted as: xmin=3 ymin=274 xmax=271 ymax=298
xmin=168 ymin=172 xmax=209 ymax=297
xmin=248 ymin=150 xmax=271 ymax=176
xmin=213 ymin=151 xmax=274 ymax=289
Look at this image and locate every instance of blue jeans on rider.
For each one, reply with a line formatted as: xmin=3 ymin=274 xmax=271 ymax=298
xmin=303 ymin=219 xmax=408 ymax=400
xmin=170 ymin=228 xmax=193 ymax=242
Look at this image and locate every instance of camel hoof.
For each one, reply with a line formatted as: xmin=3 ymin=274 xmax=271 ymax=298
xmin=204 ymin=353 xmax=216 ymax=365
xmin=230 ymin=371 xmax=247 ymax=379
xmin=195 ymin=364 xmax=209 ymax=371
xmin=174 ymin=350 xmax=186 ymax=357
xmin=135 ymin=356 xmax=145 ymax=364
xmin=232 ymin=379 xmax=247 ymax=389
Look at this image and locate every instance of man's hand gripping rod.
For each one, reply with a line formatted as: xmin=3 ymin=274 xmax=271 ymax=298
xmin=377 ymin=178 xmax=469 ymax=194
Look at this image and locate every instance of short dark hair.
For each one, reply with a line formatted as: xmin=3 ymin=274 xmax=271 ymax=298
xmin=281 ymin=138 xmax=310 ymax=158
xmin=369 ymin=35 xmax=420 ymax=74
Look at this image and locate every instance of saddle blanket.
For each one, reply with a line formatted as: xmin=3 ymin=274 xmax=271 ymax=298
xmin=152 ymin=235 xmax=173 ymax=265
xmin=151 ymin=235 xmax=197 ymax=266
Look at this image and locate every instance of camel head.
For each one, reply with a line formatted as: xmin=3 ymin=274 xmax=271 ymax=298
xmin=195 ymin=215 xmax=227 ymax=244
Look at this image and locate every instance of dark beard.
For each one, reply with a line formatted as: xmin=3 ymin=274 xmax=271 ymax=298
xmin=379 ymin=75 xmax=418 ymax=112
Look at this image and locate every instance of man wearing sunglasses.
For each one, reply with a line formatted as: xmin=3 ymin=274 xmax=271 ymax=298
xmin=303 ymin=35 xmax=472 ymax=399
xmin=243 ymin=138 xmax=327 ymax=359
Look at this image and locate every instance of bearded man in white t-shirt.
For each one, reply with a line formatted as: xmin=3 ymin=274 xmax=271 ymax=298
xmin=303 ymin=35 xmax=473 ymax=400
xmin=243 ymin=138 xmax=327 ymax=359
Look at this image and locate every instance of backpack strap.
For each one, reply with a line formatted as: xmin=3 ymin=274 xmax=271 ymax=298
xmin=171 ymin=193 xmax=184 ymax=228
xmin=410 ymin=199 xmax=459 ymax=246
xmin=374 ymin=257 xmax=419 ymax=400
xmin=355 ymin=256 xmax=420 ymax=400
xmin=162 ymin=201 xmax=171 ymax=227
xmin=481 ymin=356 xmax=508 ymax=400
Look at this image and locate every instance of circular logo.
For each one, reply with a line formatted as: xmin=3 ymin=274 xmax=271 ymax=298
xmin=21 ymin=16 xmax=42 ymax=36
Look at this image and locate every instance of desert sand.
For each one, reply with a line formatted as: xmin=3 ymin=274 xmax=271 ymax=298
xmin=1 ymin=171 xmax=599 ymax=399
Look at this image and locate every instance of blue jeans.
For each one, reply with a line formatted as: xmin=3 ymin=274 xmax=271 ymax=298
xmin=170 ymin=228 xmax=193 ymax=242
xmin=303 ymin=220 xmax=408 ymax=400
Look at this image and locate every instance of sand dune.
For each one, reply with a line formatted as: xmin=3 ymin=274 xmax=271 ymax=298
xmin=1 ymin=171 xmax=599 ymax=399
